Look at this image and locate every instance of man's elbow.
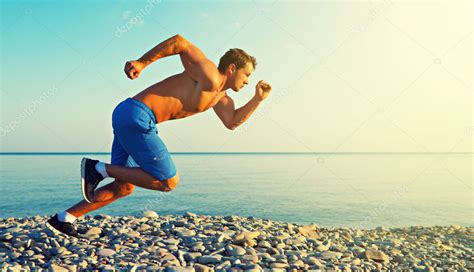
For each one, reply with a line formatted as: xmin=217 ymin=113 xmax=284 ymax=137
xmin=173 ymin=34 xmax=188 ymax=51
xmin=226 ymin=123 xmax=238 ymax=130
xmin=173 ymin=34 xmax=185 ymax=43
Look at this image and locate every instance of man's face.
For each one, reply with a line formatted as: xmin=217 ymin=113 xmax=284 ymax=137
xmin=230 ymin=62 xmax=254 ymax=92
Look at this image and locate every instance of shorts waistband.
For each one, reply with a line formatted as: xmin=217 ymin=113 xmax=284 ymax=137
xmin=126 ymin=97 xmax=157 ymax=124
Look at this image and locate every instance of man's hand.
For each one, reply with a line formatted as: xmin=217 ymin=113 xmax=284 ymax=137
xmin=124 ymin=60 xmax=146 ymax=80
xmin=254 ymin=80 xmax=272 ymax=101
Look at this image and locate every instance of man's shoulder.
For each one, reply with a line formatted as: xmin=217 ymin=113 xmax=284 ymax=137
xmin=198 ymin=60 xmax=221 ymax=89
xmin=214 ymin=92 xmax=233 ymax=105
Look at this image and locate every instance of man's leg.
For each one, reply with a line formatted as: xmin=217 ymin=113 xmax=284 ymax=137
xmin=67 ymin=166 xmax=179 ymax=219
xmin=64 ymin=167 xmax=178 ymax=222
xmin=66 ymin=179 xmax=134 ymax=218
xmin=103 ymin=164 xmax=179 ymax=192
xmin=46 ymin=179 xmax=136 ymax=236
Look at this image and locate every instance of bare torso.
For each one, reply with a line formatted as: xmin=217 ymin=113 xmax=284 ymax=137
xmin=132 ymin=72 xmax=226 ymax=123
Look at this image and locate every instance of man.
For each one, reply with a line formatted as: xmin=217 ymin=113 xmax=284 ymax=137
xmin=46 ymin=34 xmax=272 ymax=237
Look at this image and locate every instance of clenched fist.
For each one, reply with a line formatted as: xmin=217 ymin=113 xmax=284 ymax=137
xmin=124 ymin=60 xmax=146 ymax=80
xmin=254 ymin=80 xmax=272 ymax=101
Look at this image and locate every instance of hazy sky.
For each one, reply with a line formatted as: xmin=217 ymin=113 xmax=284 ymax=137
xmin=1 ymin=0 xmax=472 ymax=153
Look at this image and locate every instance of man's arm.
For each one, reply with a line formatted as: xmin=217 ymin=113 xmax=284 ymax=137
xmin=125 ymin=34 xmax=219 ymax=88
xmin=213 ymin=95 xmax=262 ymax=130
xmin=124 ymin=34 xmax=184 ymax=80
xmin=137 ymin=34 xmax=186 ymax=66
xmin=213 ymin=80 xmax=272 ymax=130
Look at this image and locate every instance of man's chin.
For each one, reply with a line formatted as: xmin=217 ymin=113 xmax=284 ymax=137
xmin=231 ymin=87 xmax=240 ymax=92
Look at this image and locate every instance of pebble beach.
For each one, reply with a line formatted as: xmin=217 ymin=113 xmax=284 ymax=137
xmin=0 ymin=212 xmax=472 ymax=271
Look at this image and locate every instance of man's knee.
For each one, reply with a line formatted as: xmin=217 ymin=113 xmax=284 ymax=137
xmin=161 ymin=173 xmax=180 ymax=192
xmin=116 ymin=182 xmax=135 ymax=197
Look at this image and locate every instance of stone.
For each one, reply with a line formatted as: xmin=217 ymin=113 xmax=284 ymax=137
xmin=164 ymin=238 xmax=180 ymax=245
xmin=359 ymin=249 xmax=389 ymax=263
xmin=85 ymin=227 xmax=102 ymax=236
xmin=226 ymin=244 xmax=246 ymax=257
xmin=258 ymin=240 xmax=271 ymax=248
xmin=173 ymin=220 xmax=187 ymax=227
xmin=316 ymin=244 xmax=329 ymax=251
xmin=320 ymin=251 xmax=343 ymax=260
xmin=242 ymin=264 xmax=262 ymax=271
xmin=142 ymin=210 xmax=159 ymax=218
xmin=184 ymin=212 xmax=197 ymax=218
xmin=242 ymin=254 xmax=259 ymax=264
xmin=126 ymin=231 xmax=140 ymax=238
xmin=99 ymin=265 xmax=115 ymax=272
xmin=193 ymin=263 xmax=211 ymax=272
xmin=50 ymin=247 xmax=67 ymax=255
xmin=297 ymin=225 xmax=320 ymax=239
xmin=215 ymin=260 xmax=232 ymax=270
xmin=162 ymin=253 xmax=180 ymax=267
xmin=235 ymin=231 xmax=260 ymax=241
xmin=97 ymin=248 xmax=116 ymax=257
xmin=305 ymin=256 xmax=324 ymax=266
xmin=267 ymin=248 xmax=279 ymax=255
xmin=270 ymin=262 xmax=289 ymax=269
xmin=198 ymin=255 xmax=222 ymax=264
xmin=184 ymin=252 xmax=202 ymax=262
xmin=165 ymin=267 xmax=195 ymax=272
xmin=177 ymin=230 xmax=196 ymax=238
xmin=50 ymin=264 xmax=68 ymax=272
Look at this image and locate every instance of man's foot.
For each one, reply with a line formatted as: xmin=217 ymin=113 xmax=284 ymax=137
xmin=46 ymin=214 xmax=79 ymax=238
xmin=81 ymin=157 xmax=105 ymax=203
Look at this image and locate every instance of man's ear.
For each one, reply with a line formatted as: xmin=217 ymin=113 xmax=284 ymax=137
xmin=227 ymin=63 xmax=236 ymax=75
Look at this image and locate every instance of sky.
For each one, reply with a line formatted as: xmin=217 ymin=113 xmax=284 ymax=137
xmin=0 ymin=0 xmax=472 ymax=153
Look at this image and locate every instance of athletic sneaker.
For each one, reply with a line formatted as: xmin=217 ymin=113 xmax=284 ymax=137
xmin=81 ymin=157 xmax=104 ymax=203
xmin=46 ymin=214 xmax=79 ymax=238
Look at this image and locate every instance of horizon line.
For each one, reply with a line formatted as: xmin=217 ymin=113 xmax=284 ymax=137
xmin=0 ymin=151 xmax=472 ymax=155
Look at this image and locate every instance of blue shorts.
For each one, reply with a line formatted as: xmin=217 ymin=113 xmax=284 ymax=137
xmin=111 ymin=97 xmax=177 ymax=181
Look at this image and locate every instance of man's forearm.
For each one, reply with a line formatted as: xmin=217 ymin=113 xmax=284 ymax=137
xmin=229 ymin=96 xmax=262 ymax=130
xmin=138 ymin=34 xmax=186 ymax=66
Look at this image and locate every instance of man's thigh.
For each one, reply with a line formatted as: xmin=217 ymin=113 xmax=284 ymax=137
xmin=114 ymin=125 xmax=177 ymax=181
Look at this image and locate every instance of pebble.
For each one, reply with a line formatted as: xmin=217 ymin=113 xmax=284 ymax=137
xmin=165 ymin=266 xmax=196 ymax=272
xmin=360 ymin=249 xmax=389 ymax=262
xmin=184 ymin=252 xmax=202 ymax=262
xmin=198 ymin=255 xmax=222 ymax=264
xmin=84 ymin=227 xmax=102 ymax=236
xmin=0 ymin=214 xmax=469 ymax=271
xmin=97 ymin=248 xmax=116 ymax=257
xmin=226 ymin=244 xmax=246 ymax=256
xmin=50 ymin=264 xmax=68 ymax=272
xmin=193 ymin=263 xmax=211 ymax=272
xmin=50 ymin=246 xmax=67 ymax=255
xmin=320 ymin=250 xmax=343 ymax=260
xmin=142 ymin=210 xmax=159 ymax=218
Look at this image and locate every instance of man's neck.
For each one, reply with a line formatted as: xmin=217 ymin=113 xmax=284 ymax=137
xmin=217 ymin=73 xmax=229 ymax=92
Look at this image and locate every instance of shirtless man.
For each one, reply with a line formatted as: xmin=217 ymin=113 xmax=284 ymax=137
xmin=46 ymin=34 xmax=272 ymax=237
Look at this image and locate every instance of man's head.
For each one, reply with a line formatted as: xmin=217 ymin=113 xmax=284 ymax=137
xmin=218 ymin=48 xmax=257 ymax=92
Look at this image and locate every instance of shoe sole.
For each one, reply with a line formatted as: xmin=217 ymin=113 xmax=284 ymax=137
xmin=46 ymin=220 xmax=81 ymax=240
xmin=81 ymin=157 xmax=93 ymax=204
xmin=46 ymin=220 xmax=61 ymax=235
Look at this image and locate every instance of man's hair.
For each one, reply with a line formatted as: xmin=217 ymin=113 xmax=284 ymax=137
xmin=217 ymin=48 xmax=257 ymax=73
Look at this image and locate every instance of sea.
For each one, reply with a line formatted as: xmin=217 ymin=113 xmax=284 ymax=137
xmin=0 ymin=153 xmax=472 ymax=229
